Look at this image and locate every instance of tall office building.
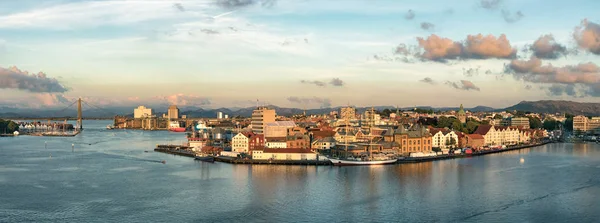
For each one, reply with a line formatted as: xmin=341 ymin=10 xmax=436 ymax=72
xmin=167 ymin=105 xmax=179 ymax=120
xmin=134 ymin=105 xmax=153 ymax=118
xmin=251 ymin=106 xmax=276 ymax=134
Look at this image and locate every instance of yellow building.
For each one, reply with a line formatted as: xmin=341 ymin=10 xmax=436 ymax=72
xmin=573 ymin=115 xmax=600 ymax=134
xmin=167 ymin=105 xmax=179 ymax=120
xmin=251 ymin=106 xmax=276 ymax=134
xmin=134 ymin=105 xmax=153 ymax=118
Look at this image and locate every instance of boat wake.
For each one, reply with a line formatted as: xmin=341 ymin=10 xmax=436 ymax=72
xmin=458 ymin=180 xmax=599 ymax=221
xmin=99 ymin=152 xmax=164 ymax=164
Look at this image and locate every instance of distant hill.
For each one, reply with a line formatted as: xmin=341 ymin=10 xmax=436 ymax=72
xmin=505 ymin=100 xmax=600 ymax=116
xmin=0 ymin=104 xmax=498 ymax=119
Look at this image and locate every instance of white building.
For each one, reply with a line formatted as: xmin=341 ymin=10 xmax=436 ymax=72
xmin=134 ymin=105 xmax=153 ymax=118
xmin=474 ymin=125 xmax=520 ymax=146
xmin=430 ymin=129 xmax=459 ymax=149
xmin=217 ymin=112 xmax=223 ymax=119
xmin=231 ymin=132 xmax=251 ymax=153
xmin=252 ymin=148 xmax=318 ymax=160
xmin=265 ymin=137 xmax=287 ymax=148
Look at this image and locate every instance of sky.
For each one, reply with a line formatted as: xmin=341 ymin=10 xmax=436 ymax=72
xmin=1 ymin=0 xmax=600 ymax=110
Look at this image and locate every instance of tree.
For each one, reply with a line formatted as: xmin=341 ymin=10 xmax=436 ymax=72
xmin=0 ymin=119 xmax=19 ymax=133
xmin=465 ymin=121 xmax=479 ymax=134
xmin=543 ymin=120 xmax=559 ymax=131
xmin=436 ymin=116 xmax=456 ymax=128
xmin=528 ymin=117 xmax=543 ymax=129
xmin=493 ymin=114 xmax=503 ymax=119
xmin=451 ymin=120 xmax=463 ymax=132
xmin=564 ymin=117 xmax=573 ymax=131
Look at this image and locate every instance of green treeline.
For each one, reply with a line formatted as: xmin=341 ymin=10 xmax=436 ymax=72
xmin=0 ymin=119 xmax=20 ymax=133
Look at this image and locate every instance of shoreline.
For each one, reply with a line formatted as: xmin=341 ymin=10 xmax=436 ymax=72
xmin=398 ymin=141 xmax=551 ymax=163
xmin=154 ymin=141 xmax=553 ymax=166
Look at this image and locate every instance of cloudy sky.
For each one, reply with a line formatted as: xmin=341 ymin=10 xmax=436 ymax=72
xmin=1 ymin=0 xmax=600 ymax=109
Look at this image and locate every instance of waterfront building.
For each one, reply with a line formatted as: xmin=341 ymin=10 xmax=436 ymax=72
xmin=392 ymin=125 xmax=433 ymax=155
xmin=251 ymin=148 xmax=318 ymax=160
xmin=340 ymin=106 xmax=356 ymax=120
xmin=248 ymin=134 xmax=265 ymax=151
xmin=465 ymin=134 xmax=485 ymax=148
xmin=473 ymin=125 xmax=520 ymax=146
xmin=457 ymin=104 xmax=466 ymax=123
xmin=264 ymin=121 xmax=296 ymax=138
xmin=265 ymin=137 xmax=287 ymax=148
xmin=167 ymin=105 xmax=179 ymax=120
xmin=430 ymin=128 xmax=459 ymax=149
xmin=133 ymin=105 xmax=153 ymax=118
xmin=232 ymin=132 xmax=251 ymax=153
xmin=251 ymin=106 xmax=276 ymax=134
xmin=573 ymin=115 xmax=600 ymax=134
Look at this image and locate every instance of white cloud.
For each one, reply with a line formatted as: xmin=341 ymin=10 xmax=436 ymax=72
xmin=0 ymin=0 xmax=213 ymax=29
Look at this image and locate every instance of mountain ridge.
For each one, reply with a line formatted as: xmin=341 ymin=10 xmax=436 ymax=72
xmin=1 ymin=100 xmax=598 ymax=118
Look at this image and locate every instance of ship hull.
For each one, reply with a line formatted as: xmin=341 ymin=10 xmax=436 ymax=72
xmin=169 ymin=127 xmax=186 ymax=132
xmin=328 ymin=158 xmax=397 ymax=166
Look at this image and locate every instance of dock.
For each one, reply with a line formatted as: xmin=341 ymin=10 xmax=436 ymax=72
xmin=154 ymin=145 xmax=195 ymax=157
xmin=398 ymin=141 xmax=551 ymax=163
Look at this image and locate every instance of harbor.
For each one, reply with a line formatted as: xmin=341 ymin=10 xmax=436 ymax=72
xmin=153 ymin=140 xmax=553 ymax=166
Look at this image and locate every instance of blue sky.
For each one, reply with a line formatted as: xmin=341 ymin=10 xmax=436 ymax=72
xmin=1 ymin=0 xmax=600 ymax=109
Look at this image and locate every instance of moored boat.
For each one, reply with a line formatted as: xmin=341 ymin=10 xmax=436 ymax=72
xmin=168 ymin=121 xmax=186 ymax=132
xmin=194 ymin=155 xmax=215 ymax=163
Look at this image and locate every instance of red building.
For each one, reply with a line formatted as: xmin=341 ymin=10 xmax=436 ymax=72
xmin=248 ymin=134 xmax=265 ymax=151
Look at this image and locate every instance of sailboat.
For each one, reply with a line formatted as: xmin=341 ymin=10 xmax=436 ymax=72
xmin=329 ymin=107 xmax=397 ymax=166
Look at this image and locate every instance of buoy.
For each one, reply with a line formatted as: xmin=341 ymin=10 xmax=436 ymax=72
xmin=519 ymin=158 xmax=525 ymax=164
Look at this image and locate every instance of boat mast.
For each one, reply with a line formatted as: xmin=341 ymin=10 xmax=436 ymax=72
xmin=344 ymin=111 xmax=349 ymax=159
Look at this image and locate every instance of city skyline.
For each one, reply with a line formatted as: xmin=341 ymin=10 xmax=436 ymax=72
xmin=1 ymin=0 xmax=600 ymax=109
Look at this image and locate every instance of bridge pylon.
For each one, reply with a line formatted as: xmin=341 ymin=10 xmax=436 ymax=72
xmin=77 ymin=98 xmax=83 ymax=130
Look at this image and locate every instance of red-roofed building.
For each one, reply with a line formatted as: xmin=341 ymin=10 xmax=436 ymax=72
xmin=232 ymin=132 xmax=264 ymax=153
xmin=309 ymin=130 xmax=336 ymax=139
xmin=465 ymin=134 xmax=485 ymax=148
xmin=249 ymin=134 xmax=265 ymax=151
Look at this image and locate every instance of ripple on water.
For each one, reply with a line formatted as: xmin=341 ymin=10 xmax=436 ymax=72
xmin=108 ymin=166 xmax=144 ymax=172
xmin=0 ymin=166 xmax=29 ymax=172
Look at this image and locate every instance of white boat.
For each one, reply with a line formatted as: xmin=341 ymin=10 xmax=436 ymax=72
xmin=328 ymin=157 xmax=397 ymax=166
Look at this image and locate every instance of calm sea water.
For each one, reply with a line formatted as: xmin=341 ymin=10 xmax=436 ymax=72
xmin=1 ymin=120 xmax=599 ymax=222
